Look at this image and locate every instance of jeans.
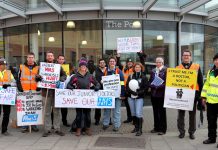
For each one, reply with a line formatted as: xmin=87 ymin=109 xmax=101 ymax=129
xmin=128 ymin=97 xmax=144 ymax=118
xmin=103 ymin=98 xmax=121 ymax=128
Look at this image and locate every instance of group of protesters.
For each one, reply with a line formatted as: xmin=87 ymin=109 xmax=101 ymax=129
xmin=0 ymin=50 xmax=218 ymax=148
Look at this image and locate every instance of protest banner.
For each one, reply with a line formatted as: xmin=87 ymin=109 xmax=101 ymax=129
xmin=164 ymin=68 xmax=197 ymax=111
xmin=62 ymin=64 xmax=70 ymax=76
xmin=117 ymin=37 xmax=141 ymax=53
xmin=0 ymin=87 xmax=16 ymax=105
xmin=55 ymin=89 xmax=115 ymax=108
xmin=17 ymin=91 xmax=43 ymax=126
xmin=37 ymin=62 xmax=60 ymax=89
xmin=102 ymin=74 xmax=121 ymax=98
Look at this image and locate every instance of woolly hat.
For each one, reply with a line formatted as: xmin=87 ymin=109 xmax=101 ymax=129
xmin=213 ymin=53 xmax=218 ymax=61
xmin=79 ymin=57 xmax=88 ymax=67
xmin=0 ymin=58 xmax=7 ymax=65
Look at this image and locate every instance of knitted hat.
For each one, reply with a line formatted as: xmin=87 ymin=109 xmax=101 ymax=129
xmin=213 ymin=53 xmax=218 ymax=61
xmin=79 ymin=57 xmax=88 ymax=67
xmin=0 ymin=58 xmax=7 ymax=65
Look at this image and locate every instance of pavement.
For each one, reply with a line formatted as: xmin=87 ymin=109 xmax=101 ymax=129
xmin=0 ymin=105 xmax=217 ymax=150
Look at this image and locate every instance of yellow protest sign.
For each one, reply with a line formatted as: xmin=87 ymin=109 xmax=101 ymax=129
xmin=62 ymin=64 xmax=70 ymax=76
xmin=166 ymin=68 xmax=197 ymax=90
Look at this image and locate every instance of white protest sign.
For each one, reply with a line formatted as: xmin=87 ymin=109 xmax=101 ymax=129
xmin=16 ymin=91 xmax=43 ymax=126
xmin=0 ymin=87 xmax=16 ymax=105
xmin=117 ymin=37 xmax=142 ymax=53
xmin=102 ymin=74 xmax=121 ymax=98
xmin=37 ymin=62 xmax=60 ymax=89
xmin=55 ymin=89 xmax=115 ymax=108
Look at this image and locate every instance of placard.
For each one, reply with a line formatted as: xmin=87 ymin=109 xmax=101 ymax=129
xmin=0 ymin=87 xmax=16 ymax=105
xmin=164 ymin=68 xmax=197 ymax=111
xmin=37 ymin=62 xmax=60 ymax=89
xmin=55 ymin=89 xmax=115 ymax=108
xmin=102 ymin=74 xmax=121 ymax=98
xmin=17 ymin=91 xmax=43 ymax=126
xmin=62 ymin=64 xmax=70 ymax=76
xmin=117 ymin=37 xmax=141 ymax=53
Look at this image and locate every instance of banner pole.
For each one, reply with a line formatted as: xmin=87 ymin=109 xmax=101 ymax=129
xmin=29 ymin=125 xmax=31 ymax=133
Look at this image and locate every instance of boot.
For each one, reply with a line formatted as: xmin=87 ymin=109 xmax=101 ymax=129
xmin=85 ymin=128 xmax=92 ymax=136
xmin=136 ymin=117 xmax=143 ymax=136
xmin=131 ymin=117 xmax=138 ymax=133
xmin=75 ymin=128 xmax=81 ymax=136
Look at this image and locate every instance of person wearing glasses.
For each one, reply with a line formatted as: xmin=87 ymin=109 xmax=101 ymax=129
xmin=177 ymin=50 xmax=203 ymax=140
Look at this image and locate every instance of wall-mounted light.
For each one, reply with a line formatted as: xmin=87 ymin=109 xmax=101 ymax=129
xmin=81 ymin=40 xmax=87 ymax=45
xmin=157 ymin=35 xmax=163 ymax=40
xmin=67 ymin=21 xmax=76 ymax=28
xmin=48 ymin=37 xmax=55 ymax=42
xmin=132 ymin=21 xmax=141 ymax=28
xmin=38 ymin=30 xmax=41 ymax=36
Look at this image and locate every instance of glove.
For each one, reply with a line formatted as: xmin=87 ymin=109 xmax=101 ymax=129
xmin=94 ymin=86 xmax=99 ymax=91
xmin=35 ymin=75 xmax=43 ymax=82
xmin=130 ymin=90 xmax=137 ymax=96
xmin=3 ymin=84 xmax=11 ymax=89
xmin=197 ymin=100 xmax=205 ymax=111
xmin=137 ymin=89 xmax=144 ymax=95
xmin=17 ymin=84 xmax=24 ymax=92
xmin=56 ymin=81 xmax=60 ymax=88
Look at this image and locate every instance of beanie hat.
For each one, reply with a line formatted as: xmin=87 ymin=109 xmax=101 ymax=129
xmin=0 ymin=58 xmax=7 ymax=65
xmin=213 ymin=53 xmax=218 ymax=61
xmin=126 ymin=58 xmax=133 ymax=63
xmin=79 ymin=57 xmax=88 ymax=67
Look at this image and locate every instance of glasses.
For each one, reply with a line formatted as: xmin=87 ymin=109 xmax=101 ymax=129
xmin=182 ymin=55 xmax=191 ymax=57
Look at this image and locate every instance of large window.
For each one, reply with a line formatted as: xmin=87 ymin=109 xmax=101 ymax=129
xmin=64 ymin=20 xmax=102 ymax=66
xmin=30 ymin=22 xmax=62 ymax=63
xmin=4 ymin=25 xmax=28 ymax=69
xmin=0 ymin=29 xmax=3 ymax=57
xmin=181 ymin=23 xmax=204 ymax=72
xmin=103 ymin=20 xmax=142 ymax=64
xmin=204 ymin=26 xmax=218 ymax=75
xmin=143 ymin=20 xmax=177 ymax=67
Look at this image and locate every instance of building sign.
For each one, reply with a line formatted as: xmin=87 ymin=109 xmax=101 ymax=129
xmin=0 ymin=87 xmax=16 ymax=105
xmin=164 ymin=68 xmax=197 ymax=111
xmin=55 ymin=89 xmax=115 ymax=108
xmin=37 ymin=62 xmax=60 ymax=89
xmin=117 ymin=37 xmax=141 ymax=53
xmin=104 ymin=20 xmax=141 ymax=30
xmin=17 ymin=91 xmax=43 ymax=126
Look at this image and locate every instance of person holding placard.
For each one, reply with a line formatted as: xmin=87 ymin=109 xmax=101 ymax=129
xmin=126 ymin=62 xmax=149 ymax=136
xmin=102 ymin=56 xmax=125 ymax=132
xmin=177 ymin=50 xmax=203 ymax=140
xmin=149 ymin=57 xmax=167 ymax=135
xmin=202 ymin=53 xmax=218 ymax=147
xmin=17 ymin=52 xmax=40 ymax=133
xmin=116 ymin=52 xmax=146 ymax=124
xmin=67 ymin=57 xmax=100 ymax=136
xmin=39 ymin=51 xmax=67 ymax=137
xmin=0 ymin=58 xmax=16 ymax=136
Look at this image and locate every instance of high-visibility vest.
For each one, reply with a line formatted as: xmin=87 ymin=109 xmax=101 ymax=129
xmin=0 ymin=70 xmax=12 ymax=86
xmin=122 ymin=66 xmax=134 ymax=86
xmin=104 ymin=67 xmax=124 ymax=86
xmin=176 ymin=63 xmax=200 ymax=91
xmin=20 ymin=64 xmax=39 ymax=91
xmin=201 ymin=70 xmax=218 ymax=104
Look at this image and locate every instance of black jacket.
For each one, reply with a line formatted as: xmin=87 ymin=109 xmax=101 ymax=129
xmin=93 ymin=67 xmax=105 ymax=89
xmin=126 ymin=72 xmax=149 ymax=99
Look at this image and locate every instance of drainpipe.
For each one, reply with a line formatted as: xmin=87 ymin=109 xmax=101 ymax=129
xmin=178 ymin=15 xmax=184 ymax=65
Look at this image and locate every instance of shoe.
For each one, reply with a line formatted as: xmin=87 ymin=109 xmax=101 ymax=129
xmin=32 ymin=127 xmax=39 ymax=132
xmin=95 ymin=121 xmax=100 ymax=126
xmin=189 ymin=134 xmax=195 ymax=140
xmin=203 ymin=139 xmax=216 ymax=144
xmin=85 ymin=128 xmax=92 ymax=136
xmin=42 ymin=131 xmax=51 ymax=137
xmin=75 ymin=128 xmax=81 ymax=136
xmin=2 ymin=131 xmax=11 ymax=136
xmin=123 ymin=119 xmax=132 ymax=123
xmin=113 ymin=127 xmax=119 ymax=132
xmin=131 ymin=128 xmax=138 ymax=133
xmin=158 ymin=132 xmax=165 ymax=135
xmin=179 ymin=133 xmax=185 ymax=139
xmin=55 ymin=130 xmax=65 ymax=136
xmin=102 ymin=125 xmax=109 ymax=130
xmin=21 ymin=128 xmax=29 ymax=133
xmin=150 ymin=129 xmax=158 ymax=133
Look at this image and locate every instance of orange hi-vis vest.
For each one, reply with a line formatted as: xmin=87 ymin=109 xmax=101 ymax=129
xmin=104 ymin=68 xmax=120 ymax=76
xmin=176 ymin=63 xmax=200 ymax=91
xmin=0 ymin=70 xmax=12 ymax=86
xmin=122 ymin=66 xmax=134 ymax=86
xmin=20 ymin=64 xmax=39 ymax=91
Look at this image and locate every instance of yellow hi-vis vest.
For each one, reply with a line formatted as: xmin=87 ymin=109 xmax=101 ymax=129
xmin=0 ymin=70 xmax=13 ymax=86
xmin=201 ymin=70 xmax=218 ymax=104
